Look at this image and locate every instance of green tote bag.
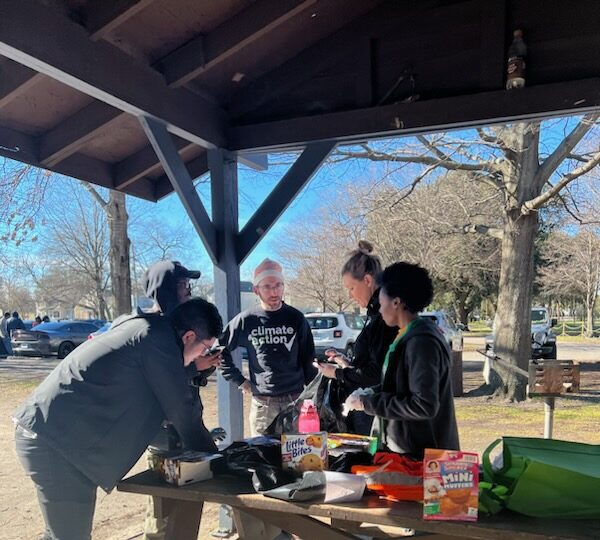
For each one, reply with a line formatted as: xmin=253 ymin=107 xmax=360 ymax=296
xmin=480 ymin=436 xmax=600 ymax=518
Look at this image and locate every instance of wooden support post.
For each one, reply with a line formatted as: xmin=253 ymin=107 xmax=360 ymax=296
xmin=209 ymin=148 xmax=244 ymax=536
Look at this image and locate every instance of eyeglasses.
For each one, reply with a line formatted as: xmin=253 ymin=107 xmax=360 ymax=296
xmin=257 ymin=282 xmax=284 ymax=292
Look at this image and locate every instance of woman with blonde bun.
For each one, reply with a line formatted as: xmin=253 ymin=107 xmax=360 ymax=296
xmin=315 ymin=240 xmax=397 ymax=435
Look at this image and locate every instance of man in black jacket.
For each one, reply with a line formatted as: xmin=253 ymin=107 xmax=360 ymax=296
xmin=13 ymin=297 xmax=222 ymax=540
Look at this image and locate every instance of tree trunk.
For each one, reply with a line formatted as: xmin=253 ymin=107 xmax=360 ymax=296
xmin=491 ymin=123 xmax=541 ymax=402
xmin=455 ymin=290 xmax=470 ymax=326
xmin=493 ymin=211 xmax=537 ymax=400
xmin=107 ymin=191 xmax=132 ymax=316
xmin=585 ymin=296 xmax=594 ymax=338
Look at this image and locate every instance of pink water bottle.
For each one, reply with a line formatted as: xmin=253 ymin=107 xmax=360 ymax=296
xmin=298 ymin=399 xmax=320 ymax=433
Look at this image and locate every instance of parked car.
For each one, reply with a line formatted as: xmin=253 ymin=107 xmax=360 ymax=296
xmin=485 ymin=307 xmax=557 ymax=359
xmin=420 ymin=311 xmax=463 ymax=351
xmin=88 ymin=322 xmax=112 ymax=339
xmin=305 ymin=312 xmax=364 ymax=360
xmin=11 ymin=320 xmax=101 ymax=359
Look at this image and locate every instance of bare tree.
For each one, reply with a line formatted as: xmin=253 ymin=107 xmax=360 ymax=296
xmin=336 ymin=115 xmax=600 ymax=400
xmin=41 ymin=186 xmax=112 ymax=320
xmin=277 ymin=218 xmax=355 ymax=312
xmin=539 ymin=230 xmax=600 ymax=337
xmin=82 ymin=185 xmax=132 ymax=317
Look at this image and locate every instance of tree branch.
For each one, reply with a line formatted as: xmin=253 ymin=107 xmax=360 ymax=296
xmin=462 ymin=223 xmax=504 ymax=240
xmin=534 ymin=113 xmax=599 ymax=189
xmin=335 ymin=146 xmax=500 ymax=174
xmin=522 ymin=150 xmax=600 ymax=215
xmin=79 ymin=181 xmax=108 ymax=208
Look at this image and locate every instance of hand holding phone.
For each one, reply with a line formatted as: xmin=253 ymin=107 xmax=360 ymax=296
xmin=205 ymin=344 xmax=226 ymax=356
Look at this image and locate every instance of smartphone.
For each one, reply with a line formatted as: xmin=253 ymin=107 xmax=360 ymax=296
xmin=206 ymin=344 xmax=226 ymax=355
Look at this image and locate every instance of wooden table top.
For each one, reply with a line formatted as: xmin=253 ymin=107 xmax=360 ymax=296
xmin=118 ymin=470 xmax=600 ymax=540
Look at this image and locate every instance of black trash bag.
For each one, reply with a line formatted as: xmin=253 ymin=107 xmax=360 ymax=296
xmin=320 ymin=377 xmax=348 ymax=433
xmin=221 ymin=438 xmax=281 ymax=474
xmin=328 ymin=451 xmax=374 ymax=473
xmin=251 ymin=464 xmax=298 ymax=492
xmin=265 ymin=373 xmax=348 ymax=435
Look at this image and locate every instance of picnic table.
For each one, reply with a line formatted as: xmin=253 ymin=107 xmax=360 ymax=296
xmin=117 ymin=470 xmax=600 ymax=539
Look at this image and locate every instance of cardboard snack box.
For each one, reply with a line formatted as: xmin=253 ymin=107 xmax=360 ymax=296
xmin=149 ymin=450 xmax=223 ymax=486
xmin=423 ymin=448 xmax=479 ymax=521
xmin=281 ymin=432 xmax=328 ymax=473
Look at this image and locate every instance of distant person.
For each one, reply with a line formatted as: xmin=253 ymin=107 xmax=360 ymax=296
xmin=315 ymin=241 xmax=397 ymax=435
xmin=6 ymin=311 xmax=25 ymax=337
xmin=343 ymin=262 xmax=460 ymax=458
xmin=42 ymin=315 xmax=50 ymax=323
xmin=1 ymin=312 xmax=11 ymax=355
xmin=32 ymin=316 xmax=42 ymax=328
xmin=220 ymin=258 xmax=317 ymax=436
xmin=14 ymin=297 xmax=222 ymax=540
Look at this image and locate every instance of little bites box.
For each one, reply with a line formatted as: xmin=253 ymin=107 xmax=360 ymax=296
xmin=423 ymin=449 xmax=479 ymax=521
xmin=281 ymin=432 xmax=328 ymax=473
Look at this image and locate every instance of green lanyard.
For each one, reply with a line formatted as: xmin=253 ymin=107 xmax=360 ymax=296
xmin=376 ymin=318 xmax=419 ymax=449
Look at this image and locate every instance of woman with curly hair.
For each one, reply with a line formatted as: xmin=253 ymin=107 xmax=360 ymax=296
xmin=344 ymin=261 xmax=459 ymax=457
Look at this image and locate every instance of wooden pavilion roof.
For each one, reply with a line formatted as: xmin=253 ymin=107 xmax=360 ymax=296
xmin=0 ymin=0 xmax=599 ymax=201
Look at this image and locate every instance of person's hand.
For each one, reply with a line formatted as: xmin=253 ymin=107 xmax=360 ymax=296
xmin=210 ymin=427 xmax=227 ymax=442
xmin=193 ymin=350 xmax=222 ymax=371
xmin=314 ymin=360 xmax=337 ymax=379
xmin=239 ymin=380 xmax=252 ymax=394
xmin=325 ymin=348 xmax=350 ymax=368
xmin=342 ymin=390 xmax=365 ymax=416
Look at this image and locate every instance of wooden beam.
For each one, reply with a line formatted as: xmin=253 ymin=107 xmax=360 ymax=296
xmin=0 ymin=0 xmax=228 ymax=149
xmin=479 ymin=0 xmax=506 ymax=90
xmin=113 ymin=138 xmax=195 ymax=190
xmin=86 ymin=0 xmax=156 ymax=40
xmin=236 ymin=141 xmax=335 ymax=263
xmin=39 ymin=101 xmax=122 ymax=167
xmin=0 ymin=123 xmax=161 ymax=200
xmin=158 ymin=0 xmax=317 ymax=87
xmin=150 ymin=152 xmax=209 ymax=200
xmin=209 ymin=148 xmax=245 ymax=445
xmin=139 ymin=116 xmax=217 ymax=259
xmin=0 ymin=1 xmax=154 ymax=110
xmin=230 ymin=78 xmax=600 ymax=151
xmin=228 ymin=0 xmax=400 ymax=118
xmin=0 ymin=59 xmax=43 ymax=109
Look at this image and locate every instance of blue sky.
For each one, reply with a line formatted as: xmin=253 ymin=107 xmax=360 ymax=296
xmin=2 ymin=114 xmax=595 ymax=284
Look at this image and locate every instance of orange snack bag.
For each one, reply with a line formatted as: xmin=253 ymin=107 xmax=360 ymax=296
xmin=423 ymin=449 xmax=479 ymax=521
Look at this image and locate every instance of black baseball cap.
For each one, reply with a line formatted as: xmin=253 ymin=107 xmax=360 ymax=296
xmin=143 ymin=260 xmax=201 ymax=314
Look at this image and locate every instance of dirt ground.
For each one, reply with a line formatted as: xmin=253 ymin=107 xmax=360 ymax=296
xmin=1 ymin=352 xmax=599 ymax=540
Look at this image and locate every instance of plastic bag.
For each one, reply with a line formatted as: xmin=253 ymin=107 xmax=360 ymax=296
xmin=265 ymin=373 xmax=347 ymax=435
xmin=221 ymin=438 xmax=281 ymax=474
xmin=480 ymin=437 xmax=600 ymax=518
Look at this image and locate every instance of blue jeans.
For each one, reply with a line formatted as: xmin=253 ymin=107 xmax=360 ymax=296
xmin=15 ymin=427 xmax=97 ymax=540
xmin=2 ymin=336 xmax=11 ymax=355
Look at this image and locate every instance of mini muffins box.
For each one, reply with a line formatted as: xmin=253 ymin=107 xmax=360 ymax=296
xmin=281 ymin=432 xmax=328 ymax=473
xmin=423 ymin=449 xmax=479 ymax=521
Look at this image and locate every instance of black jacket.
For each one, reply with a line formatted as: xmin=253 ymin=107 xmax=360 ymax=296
xmin=335 ymin=290 xmax=398 ymax=391
xmin=362 ymin=318 xmax=460 ymax=458
xmin=13 ymin=312 xmax=216 ymax=492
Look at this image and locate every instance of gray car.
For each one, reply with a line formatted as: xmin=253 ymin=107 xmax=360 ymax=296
xmin=11 ymin=320 xmax=100 ymax=359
